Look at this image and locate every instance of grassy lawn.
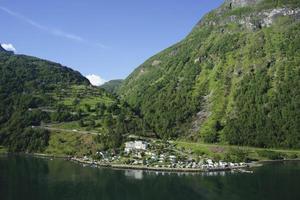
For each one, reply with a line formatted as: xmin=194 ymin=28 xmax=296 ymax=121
xmin=174 ymin=141 xmax=300 ymax=161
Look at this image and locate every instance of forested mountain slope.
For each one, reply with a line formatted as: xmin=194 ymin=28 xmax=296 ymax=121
xmin=119 ymin=0 xmax=300 ymax=148
xmin=0 ymin=50 xmax=148 ymax=153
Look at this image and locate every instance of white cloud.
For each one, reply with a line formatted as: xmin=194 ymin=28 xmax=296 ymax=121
xmin=0 ymin=6 xmax=107 ymax=48
xmin=1 ymin=43 xmax=17 ymax=52
xmin=86 ymin=74 xmax=106 ymax=86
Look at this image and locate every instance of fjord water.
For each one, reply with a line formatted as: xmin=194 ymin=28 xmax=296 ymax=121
xmin=1 ymin=156 xmax=300 ymax=200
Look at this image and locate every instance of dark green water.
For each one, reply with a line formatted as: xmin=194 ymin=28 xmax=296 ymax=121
xmin=1 ymin=155 xmax=300 ymax=200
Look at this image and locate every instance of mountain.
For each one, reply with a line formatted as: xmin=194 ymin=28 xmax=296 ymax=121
xmin=0 ymin=51 xmax=148 ymax=153
xmin=101 ymin=79 xmax=124 ymax=94
xmin=119 ymin=0 xmax=300 ymax=148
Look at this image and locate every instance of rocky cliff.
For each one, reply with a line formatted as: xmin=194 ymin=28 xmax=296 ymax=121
xmin=226 ymin=0 xmax=263 ymax=8
xmin=198 ymin=0 xmax=300 ymax=30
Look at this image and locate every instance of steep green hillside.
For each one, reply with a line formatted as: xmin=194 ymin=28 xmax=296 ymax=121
xmin=0 ymin=51 xmax=148 ymax=153
xmin=119 ymin=0 xmax=300 ymax=148
xmin=101 ymin=79 xmax=123 ymax=94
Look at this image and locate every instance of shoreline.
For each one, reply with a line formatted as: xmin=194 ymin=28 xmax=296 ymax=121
xmin=69 ymin=157 xmax=262 ymax=173
xmin=2 ymin=152 xmax=300 ymax=174
xmin=0 ymin=152 xmax=70 ymax=159
xmin=258 ymin=158 xmax=300 ymax=163
xmin=0 ymin=152 xmax=257 ymax=173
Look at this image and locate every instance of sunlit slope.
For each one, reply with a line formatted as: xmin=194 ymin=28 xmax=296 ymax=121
xmin=119 ymin=0 xmax=300 ymax=148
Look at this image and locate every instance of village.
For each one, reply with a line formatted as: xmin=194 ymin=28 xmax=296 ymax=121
xmin=71 ymin=139 xmax=253 ymax=173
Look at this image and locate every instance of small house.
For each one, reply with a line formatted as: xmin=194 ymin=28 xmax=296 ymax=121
xmin=125 ymin=141 xmax=148 ymax=153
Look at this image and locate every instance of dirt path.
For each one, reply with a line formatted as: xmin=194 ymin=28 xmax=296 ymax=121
xmin=41 ymin=125 xmax=101 ymax=135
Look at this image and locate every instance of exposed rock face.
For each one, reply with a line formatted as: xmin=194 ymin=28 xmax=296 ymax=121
xmin=151 ymin=60 xmax=162 ymax=66
xmin=226 ymin=0 xmax=262 ymax=8
xmin=260 ymin=8 xmax=300 ymax=27
xmin=199 ymin=7 xmax=300 ymax=30
xmin=218 ymin=8 xmax=300 ymax=30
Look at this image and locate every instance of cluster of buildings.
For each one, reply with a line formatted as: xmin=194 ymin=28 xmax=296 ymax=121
xmin=148 ymin=158 xmax=247 ymax=170
xmin=72 ymin=140 xmax=249 ymax=173
xmin=123 ymin=140 xmax=248 ymax=170
xmin=180 ymin=159 xmax=247 ymax=170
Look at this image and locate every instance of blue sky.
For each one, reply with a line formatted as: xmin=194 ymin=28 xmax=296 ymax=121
xmin=0 ymin=0 xmax=223 ymax=85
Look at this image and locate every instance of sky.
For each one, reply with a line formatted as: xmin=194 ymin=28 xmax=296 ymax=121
xmin=0 ymin=0 xmax=223 ymax=85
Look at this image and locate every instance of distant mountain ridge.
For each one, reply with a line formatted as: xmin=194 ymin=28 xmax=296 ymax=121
xmin=101 ymin=79 xmax=124 ymax=94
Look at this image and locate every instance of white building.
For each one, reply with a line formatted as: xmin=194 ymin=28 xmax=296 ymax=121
xmin=125 ymin=141 xmax=148 ymax=153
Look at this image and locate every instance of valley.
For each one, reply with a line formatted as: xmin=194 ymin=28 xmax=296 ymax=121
xmin=0 ymin=0 xmax=300 ymax=174
xmin=1 ymin=1 xmax=300 ymax=199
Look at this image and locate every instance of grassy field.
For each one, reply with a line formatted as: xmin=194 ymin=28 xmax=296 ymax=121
xmin=50 ymin=122 xmax=83 ymax=130
xmin=44 ymin=130 xmax=101 ymax=157
xmin=54 ymin=85 xmax=114 ymax=109
xmin=175 ymin=141 xmax=300 ymax=162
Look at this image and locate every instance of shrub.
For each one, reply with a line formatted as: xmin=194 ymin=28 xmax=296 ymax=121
xmin=257 ymin=150 xmax=285 ymax=160
xmin=286 ymin=153 xmax=298 ymax=159
xmin=224 ymin=148 xmax=250 ymax=163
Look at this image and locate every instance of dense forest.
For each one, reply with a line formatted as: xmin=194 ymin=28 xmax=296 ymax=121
xmin=119 ymin=0 xmax=300 ymax=148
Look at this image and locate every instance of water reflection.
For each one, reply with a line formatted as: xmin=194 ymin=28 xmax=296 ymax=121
xmin=125 ymin=170 xmax=144 ymax=180
xmin=123 ymin=168 xmax=233 ymax=179
xmin=1 ymin=156 xmax=300 ymax=200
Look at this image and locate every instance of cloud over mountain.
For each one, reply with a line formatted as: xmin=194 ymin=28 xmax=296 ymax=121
xmin=86 ymin=74 xmax=106 ymax=86
xmin=1 ymin=43 xmax=17 ymax=53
